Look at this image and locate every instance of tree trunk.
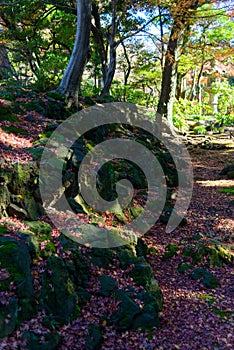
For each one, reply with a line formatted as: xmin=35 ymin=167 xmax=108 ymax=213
xmin=121 ymin=41 xmax=131 ymax=102
xmin=156 ymin=0 xmax=203 ymax=131
xmin=100 ymin=0 xmax=117 ymax=97
xmin=197 ymin=62 xmax=204 ymax=115
xmin=189 ymin=69 xmax=197 ymax=101
xmin=57 ymin=0 xmax=92 ymax=106
xmin=156 ymin=19 xmax=185 ymax=132
xmin=158 ymin=5 xmax=165 ymax=71
xmin=0 ymin=44 xmax=13 ymax=80
xmin=91 ymin=3 xmax=108 ymax=84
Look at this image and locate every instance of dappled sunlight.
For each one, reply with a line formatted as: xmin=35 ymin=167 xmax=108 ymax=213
xmin=196 ymin=179 xmax=234 ymax=187
xmin=0 ymin=127 xmax=33 ymax=149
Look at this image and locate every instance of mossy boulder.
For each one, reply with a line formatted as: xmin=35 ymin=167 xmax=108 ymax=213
xmin=0 ymin=100 xmax=19 ymax=122
xmin=91 ymin=247 xmax=114 ymax=268
xmin=117 ymin=245 xmax=138 ymax=269
xmin=85 ymin=324 xmax=103 ymax=350
xmin=190 ymin=268 xmax=219 ymax=289
xmin=0 ymin=166 xmax=13 ymax=185
xmin=24 ymin=221 xmax=52 ymax=238
xmin=162 ymin=244 xmax=179 ymax=260
xmin=39 ymin=256 xmax=78 ymax=324
xmin=18 ymin=230 xmax=41 ymax=257
xmin=22 ymin=331 xmax=61 ymax=350
xmin=136 ymin=238 xmax=149 ymax=257
xmin=99 ymin=275 xmax=118 ymax=297
xmin=220 ymin=164 xmax=234 ymax=175
xmin=23 ymin=198 xmax=40 ymax=220
xmin=110 ymin=290 xmax=141 ymax=331
xmin=132 ymin=302 xmax=160 ymax=330
xmin=227 ymin=171 xmax=234 ymax=179
xmin=0 ymin=237 xmax=35 ymax=325
xmin=129 ymin=261 xmax=153 ymax=287
xmin=178 ymin=263 xmax=193 ymax=274
xmin=59 ymin=234 xmax=90 ymax=287
xmin=145 ymin=278 xmax=164 ymax=312
xmin=8 ymin=163 xmax=39 ymax=199
xmin=0 ymin=297 xmax=18 ymax=339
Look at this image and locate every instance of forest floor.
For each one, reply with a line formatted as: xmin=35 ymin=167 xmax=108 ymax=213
xmin=0 ymin=106 xmax=233 ymax=349
xmin=143 ymin=145 xmax=234 ymax=350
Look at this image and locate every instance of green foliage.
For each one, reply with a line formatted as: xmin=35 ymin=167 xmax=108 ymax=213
xmin=162 ymin=244 xmax=179 ymax=261
xmin=193 ymin=126 xmax=207 ymax=135
xmin=2 ymin=126 xmax=29 ymax=135
xmin=174 ymin=98 xmax=201 ymax=117
xmin=1 ymin=1 xmax=75 ymax=88
xmin=216 ymin=113 xmax=234 ymax=127
xmin=217 ymin=188 xmax=234 ymax=195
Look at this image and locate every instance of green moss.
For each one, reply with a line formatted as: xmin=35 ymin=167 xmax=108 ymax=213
xmin=0 ymin=114 xmax=20 ymax=122
xmin=217 ymin=187 xmax=234 ymax=195
xmin=190 ymin=268 xmax=219 ymax=289
xmin=212 ymin=307 xmax=234 ymax=319
xmin=41 ymin=241 xmax=56 ymax=257
xmin=178 ymin=263 xmax=193 ymax=273
xmin=2 ymin=126 xmax=28 ymax=135
xmin=162 ymin=244 xmax=179 ymax=260
xmin=129 ymin=263 xmax=153 ymax=287
xmin=24 ymin=221 xmax=52 ymax=236
xmin=0 ymin=226 xmax=8 ymax=234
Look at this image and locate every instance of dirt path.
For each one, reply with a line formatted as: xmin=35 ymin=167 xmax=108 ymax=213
xmin=142 ymin=146 xmax=234 ymax=350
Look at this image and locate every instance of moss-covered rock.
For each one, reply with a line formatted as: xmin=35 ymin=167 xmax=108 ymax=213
xmin=129 ymin=261 xmax=153 ymax=287
xmin=136 ymin=238 xmax=149 ymax=257
xmin=39 ymin=256 xmax=78 ymax=324
xmin=24 ymin=221 xmax=52 ymax=237
xmin=99 ymin=275 xmax=118 ymax=297
xmin=0 ymin=237 xmax=35 ymax=324
xmin=162 ymin=244 xmax=179 ymax=260
xmin=90 ymin=247 xmax=114 ymax=268
xmin=110 ymin=290 xmax=141 ymax=331
xmin=0 ymin=185 xmax=10 ymax=217
xmin=177 ymin=263 xmax=193 ymax=274
xmin=0 ymin=166 xmax=13 ymax=185
xmin=132 ymin=302 xmax=160 ymax=330
xmin=22 ymin=330 xmax=61 ymax=350
xmin=23 ymin=198 xmax=40 ymax=220
xmin=0 ymin=297 xmax=18 ymax=339
xmin=85 ymin=324 xmax=103 ymax=350
xmin=145 ymin=278 xmax=164 ymax=312
xmin=8 ymin=163 xmax=39 ymax=200
xmin=0 ymin=100 xmax=19 ymax=122
xmin=59 ymin=235 xmax=90 ymax=296
xmin=117 ymin=244 xmax=138 ymax=269
xmin=190 ymin=268 xmax=219 ymax=289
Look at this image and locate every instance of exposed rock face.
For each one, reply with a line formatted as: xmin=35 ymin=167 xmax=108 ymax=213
xmin=0 ymin=161 xmax=42 ymax=220
xmin=0 ymin=231 xmax=164 ymax=340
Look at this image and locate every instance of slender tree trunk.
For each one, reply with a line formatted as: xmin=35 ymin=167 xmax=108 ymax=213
xmin=91 ymin=3 xmax=108 ymax=84
xmin=57 ymin=0 xmax=92 ymax=106
xmin=197 ymin=62 xmax=204 ymax=115
xmin=156 ymin=19 xmax=185 ymax=132
xmin=0 ymin=44 xmax=13 ymax=80
xmin=158 ymin=5 xmax=165 ymax=71
xmin=156 ymin=0 xmax=203 ymax=131
xmin=100 ymin=0 xmax=117 ymax=97
xmin=121 ymin=41 xmax=131 ymax=102
xmin=189 ymin=69 xmax=197 ymax=101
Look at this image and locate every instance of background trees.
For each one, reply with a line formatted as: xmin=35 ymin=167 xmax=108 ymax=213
xmin=0 ymin=0 xmax=233 ymax=126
